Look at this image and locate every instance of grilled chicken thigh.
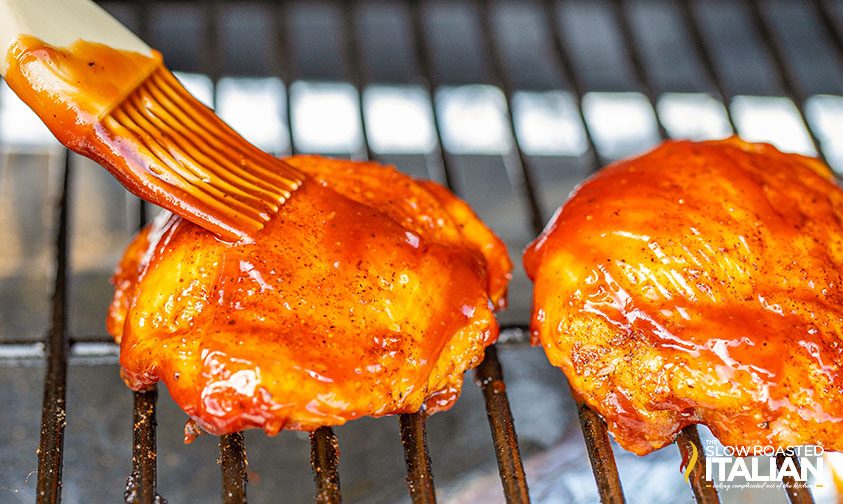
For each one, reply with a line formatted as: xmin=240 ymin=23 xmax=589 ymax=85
xmin=108 ymin=156 xmax=512 ymax=435
xmin=524 ymin=138 xmax=843 ymax=455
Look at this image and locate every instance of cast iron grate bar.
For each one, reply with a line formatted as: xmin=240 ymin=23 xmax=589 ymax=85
xmin=407 ymin=1 xmax=531 ymax=501
xmin=746 ymin=0 xmax=828 ymax=164
xmin=271 ymin=1 xmax=299 ymax=156
xmin=476 ymin=346 xmax=530 ymax=503
xmin=538 ymin=0 xmax=629 ymax=501
xmin=777 ymin=454 xmax=814 ymax=504
xmin=677 ymin=0 xmax=738 ymax=133
xmin=610 ymin=2 xmax=818 ymax=502
xmin=813 ymin=0 xmax=843 ymax=62
xmin=541 ymin=0 xmax=604 ymax=172
xmin=399 ymin=412 xmax=437 ymax=503
xmin=408 ymin=0 xmax=458 ymax=191
xmin=676 ymin=427 xmax=720 ymax=504
xmin=127 ymin=388 xmax=160 ymax=504
xmin=576 ymin=402 xmax=625 ymax=503
xmin=310 ymin=427 xmax=342 ymax=503
xmin=35 ymin=150 xmax=72 ymax=504
xmin=608 ymin=1 xmax=722 ymax=498
xmin=475 ymin=0 xmax=545 ymax=233
xmin=340 ymin=0 xmax=375 ymax=161
xmin=220 ymin=433 xmax=248 ymax=504
xmin=609 ymin=0 xmax=669 ymax=138
xmin=0 ymin=325 xmax=535 ymax=365
xmin=608 ymin=3 xmax=719 ymax=502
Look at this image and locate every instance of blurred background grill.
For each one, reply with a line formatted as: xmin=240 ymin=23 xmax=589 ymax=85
xmin=2 ymin=0 xmax=843 ymax=503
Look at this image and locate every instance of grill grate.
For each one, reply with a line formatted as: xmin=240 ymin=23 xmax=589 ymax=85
xmin=35 ymin=152 xmax=71 ymax=503
xmin=310 ymin=427 xmax=341 ymax=504
xmin=1 ymin=0 xmax=840 ymax=502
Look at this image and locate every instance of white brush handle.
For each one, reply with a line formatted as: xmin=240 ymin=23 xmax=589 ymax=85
xmin=0 ymin=0 xmax=152 ymax=75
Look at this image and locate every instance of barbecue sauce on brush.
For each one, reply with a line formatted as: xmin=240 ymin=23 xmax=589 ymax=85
xmin=4 ymin=35 xmax=304 ymax=241
xmin=4 ymin=35 xmax=161 ymax=139
xmin=524 ymin=138 xmax=843 ymax=455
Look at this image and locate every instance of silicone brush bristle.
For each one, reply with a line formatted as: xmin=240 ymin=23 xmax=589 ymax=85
xmin=99 ymin=67 xmax=304 ymax=241
xmin=3 ymin=35 xmax=303 ymax=241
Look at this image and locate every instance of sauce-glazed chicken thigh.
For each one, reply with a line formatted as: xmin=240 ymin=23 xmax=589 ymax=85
xmin=108 ymin=156 xmax=511 ymax=435
xmin=524 ymin=138 xmax=843 ymax=455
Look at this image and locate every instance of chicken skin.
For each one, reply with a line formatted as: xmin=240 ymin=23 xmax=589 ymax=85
xmin=107 ymin=156 xmax=512 ymax=435
xmin=524 ymin=138 xmax=843 ymax=455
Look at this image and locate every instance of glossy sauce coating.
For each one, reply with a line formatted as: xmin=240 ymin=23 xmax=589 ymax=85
xmin=4 ymin=35 xmax=160 ymax=126
xmin=4 ymin=35 xmax=303 ymax=241
xmin=108 ymin=156 xmax=512 ymax=435
xmin=525 ymin=138 xmax=843 ymax=455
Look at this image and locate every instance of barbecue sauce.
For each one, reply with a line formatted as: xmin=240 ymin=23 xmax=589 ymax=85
xmin=4 ymin=34 xmax=160 ymax=148
xmin=4 ymin=35 xmax=304 ymax=241
xmin=525 ymin=137 xmax=843 ymax=454
xmin=108 ymin=156 xmax=508 ymax=435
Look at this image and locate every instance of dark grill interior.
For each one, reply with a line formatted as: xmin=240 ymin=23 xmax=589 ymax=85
xmin=1 ymin=0 xmax=842 ymax=502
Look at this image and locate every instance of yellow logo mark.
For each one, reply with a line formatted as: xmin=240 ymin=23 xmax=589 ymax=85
xmin=683 ymin=442 xmax=699 ymax=482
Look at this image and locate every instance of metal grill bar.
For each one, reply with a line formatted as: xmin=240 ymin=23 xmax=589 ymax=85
xmin=271 ymin=2 xmax=298 ymax=155
xmin=340 ymin=0 xmax=375 ymax=161
xmin=538 ymin=1 xmax=630 ymax=500
xmin=0 ymin=327 xmax=531 ymax=366
xmin=476 ymin=346 xmax=529 ymax=503
xmin=399 ymin=412 xmax=437 ymax=503
xmin=677 ymin=0 xmax=738 ymax=133
xmin=475 ymin=0 xmax=545 ymax=232
xmin=813 ymin=0 xmax=843 ymax=60
xmin=609 ymin=0 xmax=668 ymax=138
xmin=746 ymin=0 xmax=828 ymax=164
xmin=127 ymin=204 xmax=159 ymax=504
xmin=676 ymin=427 xmax=720 ymax=504
xmin=128 ymin=389 xmax=159 ymax=504
xmin=776 ymin=454 xmax=815 ymax=504
xmin=407 ymin=0 xmax=456 ymax=189
xmin=0 ymin=325 xmax=533 ymax=365
xmin=587 ymin=3 xmax=719 ymax=502
xmin=338 ymin=3 xmax=443 ymax=498
xmin=541 ymin=0 xmax=604 ymax=172
xmin=610 ymin=3 xmax=734 ymax=502
xmin=604 ymin=3 xmax=718 ymax=499
xmin=220 ymin=432 xmax=248 ymax=504
xmin=310 ymin=427 xmax=342 ymax=503
xmin=35 ymin=151 xmax=72 ymax=504
xmin=576 ymin=402 xmax=624 ymax=503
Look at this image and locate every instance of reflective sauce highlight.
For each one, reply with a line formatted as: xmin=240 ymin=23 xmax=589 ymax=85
xmin=108 ymin=157 xmax=510 ymax=435
xmin=525 ymin=138 xmax=843 ymax=454
xmin=4 ymin=34 xmax=160 ymax=136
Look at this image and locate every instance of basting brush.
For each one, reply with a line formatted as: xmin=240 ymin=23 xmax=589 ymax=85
xmin=0 ymin=0 xmax=304 ymax=242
